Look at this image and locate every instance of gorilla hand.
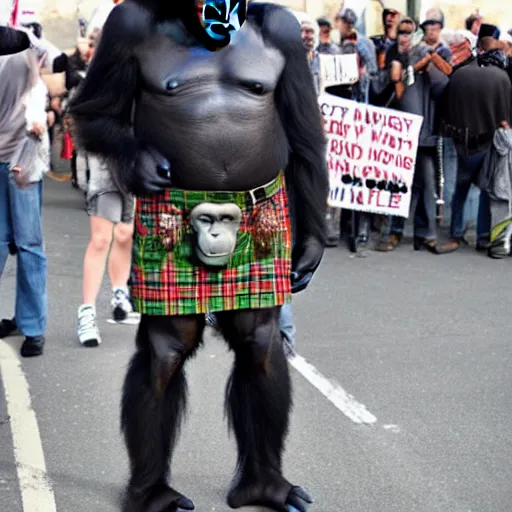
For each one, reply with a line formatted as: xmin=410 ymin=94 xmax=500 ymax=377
xmin=291 ymin=235 xmax=324 ymax=294
xmin=127 ymin=145 xmax=172 ymax=197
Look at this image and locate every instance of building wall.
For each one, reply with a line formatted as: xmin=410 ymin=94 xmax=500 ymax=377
xmin=27 ymin=0 xmax=512 ymax=49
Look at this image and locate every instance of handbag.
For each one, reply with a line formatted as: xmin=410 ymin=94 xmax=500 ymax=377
xmin=9 ymin=134 xmax=39 ymax=187
xmin=61 ymin=130 xmax=74 ymax=160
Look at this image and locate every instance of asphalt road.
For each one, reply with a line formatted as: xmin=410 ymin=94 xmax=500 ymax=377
xmin=1 ymin=175 xmax=512 ymax=512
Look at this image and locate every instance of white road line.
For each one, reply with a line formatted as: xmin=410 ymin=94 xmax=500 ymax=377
xmin=289 ymin=353 xmax=377 ymax=425
xmin=0 ymin=340 xmax=57 ymax=512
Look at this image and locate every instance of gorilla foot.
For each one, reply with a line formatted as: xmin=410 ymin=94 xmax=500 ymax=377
xmin=228 ymin=473 xmax=313 ymax=512
xmin=123 ymin=484 xmax=195 ymax=512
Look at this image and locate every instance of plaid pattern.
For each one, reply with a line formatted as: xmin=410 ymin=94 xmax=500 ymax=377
xmin=131 ymin=173 xmax=292 ymax=316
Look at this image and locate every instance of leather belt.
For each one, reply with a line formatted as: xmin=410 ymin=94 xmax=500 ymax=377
xmin=441 ymin=122 xmax=493 ymax=151
xmin=246 ymin=174 xmax=282 ymax=205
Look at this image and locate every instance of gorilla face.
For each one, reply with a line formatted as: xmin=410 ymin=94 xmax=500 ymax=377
xmin=195 ymin=0 xmax=247 ymax=47
xmin=190 ymin=202 xmax=242 ymax=267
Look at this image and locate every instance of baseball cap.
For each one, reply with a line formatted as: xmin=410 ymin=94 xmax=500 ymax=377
xmin=317 ymin=16 xmax=332 ymax=29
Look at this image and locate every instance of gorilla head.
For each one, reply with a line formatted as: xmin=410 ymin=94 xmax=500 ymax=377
xmin=179 ymin=0 xmax=248 ymax=51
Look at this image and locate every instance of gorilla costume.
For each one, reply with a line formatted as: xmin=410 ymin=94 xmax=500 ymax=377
xmin=69 ymin=1 xmax=328 ymax=511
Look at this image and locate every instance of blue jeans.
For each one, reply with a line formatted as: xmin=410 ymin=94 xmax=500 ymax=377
xmin=450 ymin=151 xmax=491 ymax=241
xmin=280 ymin=302 xmax=296 ymax=350
xmin=0 ymin=163 xmax=47 ymax=337
xmin=380 ymin=148 xmax=437 ymax=239
xmin=441 ymin=137 xmax=479 ymax=229
xmin=410 ymin=147 xmax=438 ymax=240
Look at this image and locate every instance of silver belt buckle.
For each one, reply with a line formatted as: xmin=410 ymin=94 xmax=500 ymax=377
xmin=249 ymin=186 xmax=267 ymax=205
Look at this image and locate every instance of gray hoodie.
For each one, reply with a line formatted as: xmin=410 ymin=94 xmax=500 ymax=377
xmin=480 ymin=128 xmax=512 ymax=203
xmin=0 ymin=52 xmax=31 ymax=163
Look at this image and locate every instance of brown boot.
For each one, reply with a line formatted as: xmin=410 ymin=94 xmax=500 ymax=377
xmin=414 ymin=238 xmax=459 ymax=254
xmin=375 ymin=233 xmax=402 ymax=252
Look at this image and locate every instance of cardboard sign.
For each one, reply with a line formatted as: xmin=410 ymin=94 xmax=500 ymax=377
xmin=318 ymin=53 xmax=359 ymax=93
xmin=319 ymin=94 xmax=424 ymax=218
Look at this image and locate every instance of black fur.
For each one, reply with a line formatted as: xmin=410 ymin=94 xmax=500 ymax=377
xmin=70 ymin=4 xmax=322 ymax=509
xmin=68 ymin=2 xmax=152 ymax=186
xmin=121 ymin=350 xmax=187 ymax=493
xmin=216 ymin=307 xmax=294 ymax=509
xmin=121 ymin=315 xmax=203 ymax=510
xmin=70 ymin=1 xmax=328 ymax=246
xmin=0 ymin=27 xmax=30 ymax=56
xmin=121 ymin=322 xmax=188 ymax=494
xmin=248 ymin=3 xmax=329 ymax=247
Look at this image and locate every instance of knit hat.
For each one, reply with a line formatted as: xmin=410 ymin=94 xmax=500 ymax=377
xmin=335 ymin=7 xmax=358 ymax=26
xmin=421 ymin=8 xmax=444 ymax=30
xmin=397 ymin=17 xmax=416 ymax=34
xmin=478 ymin=23 xmax=501 ymax=40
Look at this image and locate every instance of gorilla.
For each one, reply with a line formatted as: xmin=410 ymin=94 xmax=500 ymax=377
xmin=69 ymin=1 xmax=328 ymax=511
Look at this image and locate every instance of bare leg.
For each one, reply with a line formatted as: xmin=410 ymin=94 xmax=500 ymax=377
xmin=121 ymin=314 xmax=204 ymax=512
xmin=107 ymin=221 xmax=133 ymax=290
xmin=82 ymin=216 xmax=113 ymax=305
xmin=216 ymin=307 xmax=312 ymax=512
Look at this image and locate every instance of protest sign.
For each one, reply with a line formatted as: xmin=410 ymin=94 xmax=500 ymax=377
xmin=319 ymin=94 xmax=424 ymax=218
xmin=318 ymin=54 xmax=359 ymax=93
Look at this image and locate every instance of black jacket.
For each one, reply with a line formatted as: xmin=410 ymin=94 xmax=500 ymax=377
xmin=65 ymin=50 xmax=88 ymax=91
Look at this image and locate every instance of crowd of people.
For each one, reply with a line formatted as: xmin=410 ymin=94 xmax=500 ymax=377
xmin=299 ymin=7 xmax=512 ymax=257
xmin=0 ymin=3 xmax=512 ymax=362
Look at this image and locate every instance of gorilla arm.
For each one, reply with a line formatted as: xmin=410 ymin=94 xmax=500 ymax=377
xmin=251 ymin=4 xmax=329 ymax=293
xmin=68 ymin=2 xmax=171 ymax=195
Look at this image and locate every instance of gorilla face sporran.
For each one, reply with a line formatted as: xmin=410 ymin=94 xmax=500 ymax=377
xmin=195 ymin=0 xmax=247 ymax=48
xmin=190 ymin=203 xmax=242 ymax=266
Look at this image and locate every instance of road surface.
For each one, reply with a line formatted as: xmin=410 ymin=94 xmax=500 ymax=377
xmin=1 ymin=176 xmax=511 ymax=512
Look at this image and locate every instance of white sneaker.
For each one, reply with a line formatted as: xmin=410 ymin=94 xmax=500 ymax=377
xmin=111 ymin=288 xmax=133 ymax=322
xmin=77 ymin=305 xmax=101 ymax=347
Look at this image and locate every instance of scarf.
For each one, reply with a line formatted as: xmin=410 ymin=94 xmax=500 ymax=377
xmin=477 ymin=49 xmax=508 ymax=70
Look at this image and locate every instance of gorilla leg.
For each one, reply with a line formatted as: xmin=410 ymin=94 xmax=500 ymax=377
xmin=121 ymin=314 xmax=204 ymax=512
xmin=216 ymin=307 xmax=312 ymax=512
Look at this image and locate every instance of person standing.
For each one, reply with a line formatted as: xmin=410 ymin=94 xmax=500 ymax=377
xmin=316 ymin=17 xmax=340 ymax=55
xmin=443 ymin=24 xmax=512 ymax=251
xmin=0 ymin=46 xmax=49 ymax=356
xmin=72 ymin=30 xmax=135 ymax=347
xmin=385 ymin=13 xmax=458 ymax=254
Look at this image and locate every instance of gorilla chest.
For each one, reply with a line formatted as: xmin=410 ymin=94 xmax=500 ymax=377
xmin=135 ymin=23 xmax=285 ymax=117
xmin=133 ymin=22 xmax=288 ymax=189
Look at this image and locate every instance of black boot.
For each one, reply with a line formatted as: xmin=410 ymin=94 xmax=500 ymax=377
xmin=20 ymin=336 xmax=45 ymax=357
xmin=0 ymin=318 xmax=19 ymax=338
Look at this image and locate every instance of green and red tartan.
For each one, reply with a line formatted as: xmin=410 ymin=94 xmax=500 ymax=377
xmin=131 ymin=173 xmax=292 ymax=316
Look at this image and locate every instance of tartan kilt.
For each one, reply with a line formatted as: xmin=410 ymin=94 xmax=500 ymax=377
xmin=131 ymin=173 xmax=292 ymax=316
